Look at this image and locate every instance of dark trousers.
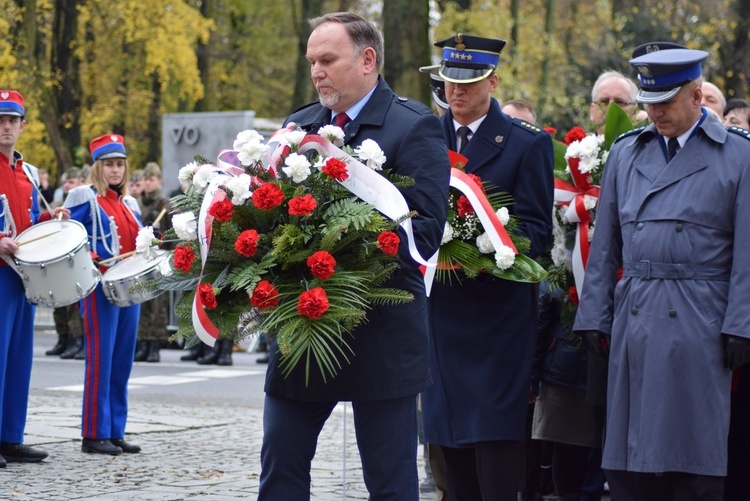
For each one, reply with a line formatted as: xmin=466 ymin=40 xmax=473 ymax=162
xmin=605 ymin=469 xmax=724 ymax=501
xmin=259 ymin=393 xmax=419 ymax=500
xmin=442 ymin=440 xmax=523 ymax=501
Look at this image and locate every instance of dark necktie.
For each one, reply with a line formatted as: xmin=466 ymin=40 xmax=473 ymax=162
xmin=457 ymin=126 xmax=471 ymax=153
xmin=334 ymin=113 xmax=350 ymax=128
xmin=668 ymin=137 xmax=680 ymax=161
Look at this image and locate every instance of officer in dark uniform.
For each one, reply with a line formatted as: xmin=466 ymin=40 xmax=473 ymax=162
xmin=420 ymin=34 xmax=554 ymax=500
xmin=419 ymin=64 xmax=449 ymax=116
xmin=574 ymin=44 xmax=750 ymax=501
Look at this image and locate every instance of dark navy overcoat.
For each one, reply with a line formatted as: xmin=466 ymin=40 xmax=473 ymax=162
xmin=421 ymin=98 xmax=554 ymax=445
xmin=264 ymin=77 xmax=451 ymax=402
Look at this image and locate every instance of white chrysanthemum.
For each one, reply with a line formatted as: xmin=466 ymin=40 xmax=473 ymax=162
xmin=583 ymin=194 xmax=598 ymax=211
xmin=234 ymin=129 xmax=269 ymax=165
xmin=578 ymin=155 xmax=601 ymax=174
xmin=172 ymin=212 xmax=198 ymax=241
xmin=223 ymin=174 xmax=253 ymax=205
xmin=588 ymin=223 xmax=596 ymax=242
xmin=551 ymin=242 xmax=572 ymax=269
xmin=135 ymin=226 xmax=157 ymax=258
xmin=441 ymin=222 xmax=455 ymax=245
xmin=178 ymin=161 xmax=200 ymax=188
xmin=281 ymin=130 xmax=307 ymax=148
xmin=495 ymin=207 xmax=510 ymax=226
xmin=354 ymin=139 xmax=386 ymax=170
xmin=476 ymin=232 xmax=495 ymax=254
xmin=318 ymin=125 xmax=345 ymax=147
xmin=282 ymin=153 xmax=312 ymax=183
xmin=601 ymin=149 xmax=609 ymax=165
xmin=494 ymin=245 xmax=516 ymax=270
xmin=192 ymin=166 xmax=217 ymax=194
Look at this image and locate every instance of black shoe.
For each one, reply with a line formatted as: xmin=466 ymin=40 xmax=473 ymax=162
xmin=0 ymin=443 xmax=49 ymax=463
xmin=134 ymin=341 xmax=149 ymax=362
xmin=110 ymin=438 xmax=141 ymax=454
xmin=0 ymin=454 xmax=5 ymax=468
xmin=216 ymin=339 xmax=233 ymax=366
xmin=146 ymin=342 xmax=160 ymax=362
xmin=46 ymin=335 xmax=69 ymax=356
xmin=181 ymin=344 xmax=204 ymax=361
xmin=60 ymin=337 xmax=83 ymax=359
xmin=74 ymin=345 xmax=85 ymax=360
xmin=81 ymin=438 xmax=122 ymax=455
xmin=256 ymin=354 xmax=269 ymax=364
xmin=197 ymin=344 xmax=220 ymax=365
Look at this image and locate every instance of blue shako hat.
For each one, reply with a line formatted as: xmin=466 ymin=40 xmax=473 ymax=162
xmin=0 ymin=90 xmax=25 ymax=117
xmin=419 ymin=64 xmax=449 ymax=110
xmin=434 ymin=34 xmax=506 ymax=84
xmin=629 ymin=45 xmax=709 ymax=104
xmin=90 ymin=134 xmax=127 ymax=162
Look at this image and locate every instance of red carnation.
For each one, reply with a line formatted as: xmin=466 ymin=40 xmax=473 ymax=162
xmin=377 ymin=231 xmax=400 ymax=256
xmin=321 ymin=157 xmax=349 ymax=181
xmin=564 ymin=126 xmax=587 ymax=145
xmin=252 ymin=183 xmax=285 ymax=210
xmin=568 ymin=285 xmax=579 ymax=305
xmin=297 ymin=287 xmax=329 ymax=319
xmin=173 ymin=245 xmax=196 ymax=273
xmin=250 ymin=280 xmax=279 ymax=309
xmin=544 ymin=126 xmax=557 ymax=135
xmin=209 ymin=198 xmax=234 ymax=222
xmin=457 ymin=195 xmax=475 ymax=218
xmin=616 ymin=267 xmax=623 ymax=281
xmin=307 ymin=251 xmax=336 ymax=280
xmin=199 ymin=283 xmax=218 ymax=309
xmin=466 ymin=173 xmax=486 ymax=194
xmin=235 ymin=229 xmax=260 ymax=257
xmin=288 ymin=194 xmax=318 ymax=216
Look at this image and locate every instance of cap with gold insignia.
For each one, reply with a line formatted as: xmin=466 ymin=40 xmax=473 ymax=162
xmin=419 ymin=64 xmax=449 ymax=110
xmin=90 ymin=134 xmax=127 ymax=162
xmin=629 ymin=45 xmax=708 ymax=104
xmin=434 ymin=34 xmax=506 ymax=84
xmin=0 ymin=90 xmax=25 ymax=117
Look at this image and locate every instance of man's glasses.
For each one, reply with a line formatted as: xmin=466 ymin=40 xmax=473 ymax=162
xmin=595 ymin=98 xmax=635 ymax=107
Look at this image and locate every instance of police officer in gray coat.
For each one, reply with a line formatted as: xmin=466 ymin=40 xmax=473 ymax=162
xmin=574 ymin=44 xmax=750 ymax=500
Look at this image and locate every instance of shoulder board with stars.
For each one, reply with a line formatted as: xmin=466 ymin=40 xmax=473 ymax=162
xmin=727 ymin=125 xmax=750 ymax=140
xmin=613 ymin=126 xmax=647 ymax=144
xmin=511 ymin=119 xmax=542 ymax=134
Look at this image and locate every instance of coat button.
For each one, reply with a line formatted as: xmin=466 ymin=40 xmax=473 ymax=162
xmin=636 ymin=222 xmax=644 ymax=230
xmin=675 ymin=224 xmax=683 ymax=232
xmin=631 ymin=307 xmax=638 ymax=315
xmin=668 ymin=309 xmax=677 ymax=317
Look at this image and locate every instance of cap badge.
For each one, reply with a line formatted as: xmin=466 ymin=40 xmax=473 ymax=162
xmin=454 ymin=33 xmax=465 ymax=51
xmin=646 ymin=45 xmax=660 ymax=54
xmin=636 ymin=65 xmax=652 ymax=78
xmin=110 ymin=134 xmax=120 ymax=142
xmin=0 ymin=92 xmax=8 ymax=100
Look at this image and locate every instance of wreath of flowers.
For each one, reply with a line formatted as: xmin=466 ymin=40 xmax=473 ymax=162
xmin=159 ymin=126 xmax=417 ymax=383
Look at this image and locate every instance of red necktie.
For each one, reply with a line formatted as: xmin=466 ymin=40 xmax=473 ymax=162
xmin=334 ymin=113 xmax=350 ymax=128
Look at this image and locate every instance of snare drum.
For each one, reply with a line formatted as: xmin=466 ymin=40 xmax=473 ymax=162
xmin=101 ymin=250 xmax=172 ymax=307
xmin=13 ymin=219 xmax=100 ymax=307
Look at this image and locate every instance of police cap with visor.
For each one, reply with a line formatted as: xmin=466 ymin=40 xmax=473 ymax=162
xmin=629 ymin=44 xmax=709 ymax=105
xmin=434 ymin=34 xmax=507 ymax=84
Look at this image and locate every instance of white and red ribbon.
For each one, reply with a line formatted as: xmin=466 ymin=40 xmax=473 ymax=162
xmin=553 ymin=157 xmax=600 ymax=293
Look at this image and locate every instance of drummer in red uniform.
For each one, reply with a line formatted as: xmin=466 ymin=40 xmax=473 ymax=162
xmin=64 ymin=134 xmax=142 ymax=455
xmin=0 ymin=90 xmax=69 ymax=467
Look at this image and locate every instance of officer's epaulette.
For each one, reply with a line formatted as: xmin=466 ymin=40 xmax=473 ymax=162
xmin=63 ymin=184 xmax=96 ymax=208
xmin=613 ymin=126 xmax=647 ymax=144
xmin=394 ymin=95 xmax=429 ymax=114
xmin=511 ymin=118 xmax=543 ymax=134
xmin=290 ymin=101 xmax=320 ymax=115
xmin=727 ymin=125 xmax=750 ymax=141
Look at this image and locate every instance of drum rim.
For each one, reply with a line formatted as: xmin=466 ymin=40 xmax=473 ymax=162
xmin=101 ymin=250 xmax=170 ymax=281
xmin=13 ymin=219 xmax=88 ymax=261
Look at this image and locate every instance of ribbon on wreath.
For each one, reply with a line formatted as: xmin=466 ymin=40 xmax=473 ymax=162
xmin=553 ymin=157 xmax=600 ymax=294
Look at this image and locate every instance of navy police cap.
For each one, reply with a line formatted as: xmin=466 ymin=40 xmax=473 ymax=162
xmin=631 ymin=41 xmax=687 ymax=59
xmin=434 ymin=34 xmax=506 ymax=84
xmin=629 ymin=46 xmax=708 ymax=104
xmin=419 ymin=64 xmax=449 ymax=110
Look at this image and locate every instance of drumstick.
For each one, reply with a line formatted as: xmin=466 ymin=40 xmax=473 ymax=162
xmin=16 ymin=230 xmax=62 ymax=247
xmin=152 ymin=207 xmax=168 ymax=228
xmin=98 ymin=250 xmax=138 ymax=266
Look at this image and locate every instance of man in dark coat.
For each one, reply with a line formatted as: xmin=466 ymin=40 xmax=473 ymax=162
xmin=574 ymin=44 xmax=750 ymax=500
xmin=420 ymin=34 xmax=554 ymax=500
xmin=258 ymin=12 xmax=450 ymax=500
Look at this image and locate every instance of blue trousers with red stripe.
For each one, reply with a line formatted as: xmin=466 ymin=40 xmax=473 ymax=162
xmin=80 ymin=284 xmax=140 ymax=439
xmin=0 ymin=266 xmax=35 ymax=444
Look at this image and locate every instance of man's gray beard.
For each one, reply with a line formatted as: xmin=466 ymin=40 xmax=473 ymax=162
xmin=319 ymin=91 xmax=341 ymax=109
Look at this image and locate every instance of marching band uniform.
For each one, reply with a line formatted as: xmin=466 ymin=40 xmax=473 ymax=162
xmin=64 ymin=134 xmax=142 ymax=455
xmin=0 ymin=90 xmax=56 ymax=465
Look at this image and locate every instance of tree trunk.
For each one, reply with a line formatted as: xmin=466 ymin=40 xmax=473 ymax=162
xmin=383 ymin=0 xmax=431 ymax=102
xmin=721 ymin=0 xmax=750 ymax=99
xmin=290 ymin=0 xmax=323 ymax=112
xmin=537 ymin=0 xmax=555 ymax=114
xmin=51 ymin=0 xmax=81 ymax=172
xmin=195 ymin=0 xmax=214 ymax=112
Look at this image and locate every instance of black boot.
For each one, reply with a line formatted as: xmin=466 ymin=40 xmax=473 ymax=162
xmin=60 ymin=337 xmax=83 ymax=360
xmin=81 ymin=438 xmax=122 ymax=455
xmin=180 ymin=343 xmax=204 ymax=361
xmin=146 ymin=341 xmax=160 ymax=362
xmin=196 ymin=343 xmax=220 ymax=365
xmin=216 ymin=339 xmax=233 ymax=366
xmin=134 ymin=341 xmax=149 ymax=362
xmin=46 ymin=335 xmax=68 ymax=356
